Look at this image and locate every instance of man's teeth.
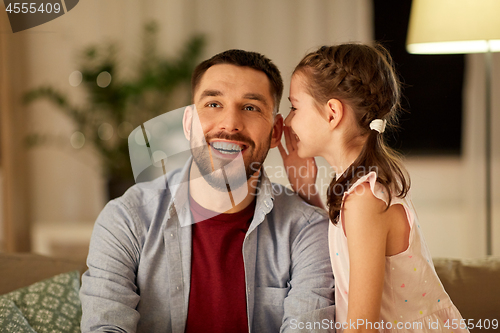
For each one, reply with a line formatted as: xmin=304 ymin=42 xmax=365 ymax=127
xmin=211 ymin=142 xmax=243 ymax=154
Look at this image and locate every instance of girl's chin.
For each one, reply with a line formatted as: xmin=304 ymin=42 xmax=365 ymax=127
xmin=296 ymin=144 xmax=318 ymax=159
xmin=296 ymin=148 xmax=310 ymax=159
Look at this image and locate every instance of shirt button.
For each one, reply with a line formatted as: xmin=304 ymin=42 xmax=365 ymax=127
xmin=170 ymin=233 xmax=174 ymax=237
xmin=176 ymin=286 xmax=180 ymax=290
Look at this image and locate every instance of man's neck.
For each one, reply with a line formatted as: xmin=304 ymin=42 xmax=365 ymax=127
xmin=188 ymin=163 xmax=260 ymax=214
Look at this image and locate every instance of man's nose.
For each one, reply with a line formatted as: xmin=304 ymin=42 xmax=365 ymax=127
xmin=217 ymin=107 xmax=243 ymax=132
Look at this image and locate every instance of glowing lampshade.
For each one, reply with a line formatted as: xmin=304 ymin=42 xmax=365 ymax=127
xmin=406 ymin=0 xmax=500 ymax=54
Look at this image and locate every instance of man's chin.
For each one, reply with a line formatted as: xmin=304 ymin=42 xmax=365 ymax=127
xmin=201 ymin=169 xmax=248 ymax=192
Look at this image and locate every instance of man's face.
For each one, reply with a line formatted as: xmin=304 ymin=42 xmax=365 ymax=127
xmin=188 ymin=64 xmax=281 ymax=191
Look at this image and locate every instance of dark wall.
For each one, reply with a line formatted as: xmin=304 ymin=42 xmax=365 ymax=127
xmin=373 ymin=0 xmax=464 ymax=155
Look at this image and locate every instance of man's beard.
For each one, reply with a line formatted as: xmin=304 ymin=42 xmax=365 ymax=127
xmin=191 ymin=130 xmax=271 ymax=192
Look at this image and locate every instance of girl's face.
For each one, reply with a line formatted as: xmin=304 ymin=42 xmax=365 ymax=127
xmin=285 ymin=74 xmax=332 ymax=158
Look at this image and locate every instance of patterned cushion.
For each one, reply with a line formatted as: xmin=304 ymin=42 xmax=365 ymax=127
xmin=0 ymin=270 xmax=81 ymax=333
xmin=0 ymin=298 xmax=36 ymax=333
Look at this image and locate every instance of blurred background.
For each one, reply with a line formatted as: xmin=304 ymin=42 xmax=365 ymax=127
xmin=1 ymin=0 xmax=499 ymax=263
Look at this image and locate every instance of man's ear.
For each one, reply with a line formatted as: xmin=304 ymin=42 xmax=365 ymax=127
xmin=326 ymin=98 xmax=344 ymax=130
xmin=270 ymin=114 xmax=284 ymax=148
xmin=183 ymin=105 xmax=193 ymax=140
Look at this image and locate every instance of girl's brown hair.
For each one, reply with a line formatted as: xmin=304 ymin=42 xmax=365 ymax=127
xmin=294 ymin=43 xmax=410 ymax=224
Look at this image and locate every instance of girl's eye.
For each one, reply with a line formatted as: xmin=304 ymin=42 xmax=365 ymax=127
xmin=290 ymin=106 xmax=297 ymax=112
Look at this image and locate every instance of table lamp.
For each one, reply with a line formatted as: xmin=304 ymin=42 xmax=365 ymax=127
xmin=406 ymin=0 xmax=500 ymax=255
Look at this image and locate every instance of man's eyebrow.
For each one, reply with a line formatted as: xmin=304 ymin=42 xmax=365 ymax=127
xmin=199 ymin=89 xmax=223 ymax=99
xmin=199 ymin=90 xmax=269 ymax=107
xmin=243 ymin=93 xmax=269 ymax=107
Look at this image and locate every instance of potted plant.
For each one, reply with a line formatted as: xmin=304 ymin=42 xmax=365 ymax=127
xmin=24 ymin=21 xmax=205 ymax=199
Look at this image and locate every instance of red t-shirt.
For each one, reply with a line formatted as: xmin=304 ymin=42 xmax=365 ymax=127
xmin=185 ymin=196 xmax=255 ymax=333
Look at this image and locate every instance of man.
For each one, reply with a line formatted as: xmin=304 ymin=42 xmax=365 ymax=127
xmin=80 ymin=49 xmax=334 ymax=333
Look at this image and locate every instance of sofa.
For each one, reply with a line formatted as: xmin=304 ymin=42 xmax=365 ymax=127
xmin=0 ymin=252 xmax=87 ymax=296
xmin=0 ymin=252 xmax=87 ymax=332
xmin=0 ymin=252 xmax=499 ymax=332
xmin=432 ymin=257 xmax=500 ymax=331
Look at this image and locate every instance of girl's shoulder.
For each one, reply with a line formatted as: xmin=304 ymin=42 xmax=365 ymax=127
xmin=342 ymin=172 xmax=389 ymax=228
xmin=343 ymin=171 xmax=390 ymax=206
xmin=341 ymin=172 xmax=412 ymax=253
xmin=342 ymin=171 xmax=410 ymax=225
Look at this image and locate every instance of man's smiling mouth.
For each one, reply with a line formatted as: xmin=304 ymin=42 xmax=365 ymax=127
xmin=210 ymin=141 xmax=247 ymax=155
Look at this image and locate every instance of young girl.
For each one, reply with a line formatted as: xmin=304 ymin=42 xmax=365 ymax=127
xmin=278 ymin=44 xmax=468 ymax=332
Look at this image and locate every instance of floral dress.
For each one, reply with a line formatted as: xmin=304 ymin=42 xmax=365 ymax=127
xmin=329 ymin=172 xmax=469 ymax=332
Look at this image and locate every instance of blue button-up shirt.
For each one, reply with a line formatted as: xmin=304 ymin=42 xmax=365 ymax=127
xmin=80 ymin=160 xmax=335 ymax=332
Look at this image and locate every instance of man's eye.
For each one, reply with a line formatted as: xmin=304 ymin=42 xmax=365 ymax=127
xmin=207 ymin=102 xmax=220 ymax=108
xmin=244 ymin=105 xmax=259 ymax=112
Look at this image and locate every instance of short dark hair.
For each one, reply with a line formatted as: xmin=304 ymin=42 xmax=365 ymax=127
xmin=191 ymin=49 xmax=283 ymax=116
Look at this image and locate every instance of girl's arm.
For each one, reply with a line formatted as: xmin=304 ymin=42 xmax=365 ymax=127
xmin=342 ymin=182 xmax=389 ymax=333
xmin=278 ymin=125 xmax=326 ymax=210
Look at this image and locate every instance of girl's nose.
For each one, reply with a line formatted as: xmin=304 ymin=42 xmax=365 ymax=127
xmin=284 ymin=112 xmax=293 ymax=127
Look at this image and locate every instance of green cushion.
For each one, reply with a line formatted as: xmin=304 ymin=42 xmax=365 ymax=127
xmin=0 ymin=298 xmax=36 ymax=332
xmin=0 ymin=270 xmax=81 ymax=333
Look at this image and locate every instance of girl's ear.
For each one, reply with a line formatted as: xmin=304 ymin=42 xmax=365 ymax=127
xmin=270 ymin=114 xmax=284 ymax=148
xmin=326 ymin=98 xmax=344 ymax=130
xmin=182 ymin=105 xmax=193 ymax=140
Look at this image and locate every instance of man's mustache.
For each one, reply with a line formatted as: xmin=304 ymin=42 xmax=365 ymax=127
xmin=205 ymin=131 xmax=255 ymax=149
